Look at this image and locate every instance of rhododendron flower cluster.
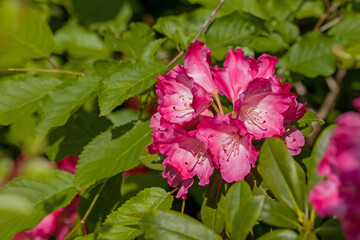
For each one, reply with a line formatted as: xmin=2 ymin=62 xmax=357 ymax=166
xmin=148 ymin=41 xmax=306 ymax=199
xmin=309 ymin=97 xmax=360 ymax=240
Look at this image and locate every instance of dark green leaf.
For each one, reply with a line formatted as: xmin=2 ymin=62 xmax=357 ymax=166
xmin=140 ymin=210 xmax=222 ymax=240
xmin=249 ymin=33 xmax=288 ymax=54
xmin=285 ymin=32 xmax=336 ymax=78
xmin=295 ymin=0 xmax=324 ymax=20
xmin=0 ymin=170 xmax=77 ymax=240
xmin=257 ymin=229 xmax=298 ymax=240
xmin=257 ymin=138 xmax=306 ymax=214
xmin=69 ymin=0 xmax=125 ymax=25
xmin=0 ymin=1 xmax=54 ymax=68
xmin=105 ymin=22 xmax=158 ymax=60
xmin=297 ymin=231 xmax=318 ymax=240
xmin=0 ymin=76 xmax=61 ymax=125
xmin=74 ymin=120 xmax=152 ymax=190
xmin=99 ymin=187 xmax=173 ymax=240
xmin=224 ymin=180 xmax=252 ymax=235
xmin=54 ymin=21 xmax=109 ymax=59
xmin=231 ymin=196 xmax=265 ymax=240
xmin=153 ymin=8 xmax=211 ymax=50
xmin=99 ymin=58 xmax=166 ymax=116
xmin=259 ymin=198 xmax=301 ymax=229
xmin=316 ymin=219 xmax=346 ymax=240
xmin=36 ymin=75 xmax=101 ymax=136
xmin=328 ymin=16 xmax=360 ymax=46
xmin=46 ymin=110 xmax=112 ymax=162
xmin=206 ymin=11 xmax=267 ymax=50
xmin=79 ymin=173 xmax=122 ymax=232
xmin=201 ymin=171 xmax=226 ymax=233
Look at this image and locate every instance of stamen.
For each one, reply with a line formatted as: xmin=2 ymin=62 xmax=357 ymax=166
xmin=185 ymin=142 xmax=207 ymax=171
xmin=241 ymin=105 xmax=268 ymax=131
xmin=221 ymin=134 xmax=240 ymax=161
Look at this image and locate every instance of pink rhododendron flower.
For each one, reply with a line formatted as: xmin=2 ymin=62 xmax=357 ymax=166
xmin=148 ymin=41 xmax=306 ymax=198
xmin=234 ymin=78 xmax=291 ymax=140
xmin=156 ymin=64 xmax=211 ymax=124
xmin=197 ymin=113 xmax=258 ymax=183
xmin=309 ymin=97 xmax=360 ymax=240
xmin=160 ymin=130 xmax=214 ymax=187
xmin=184 ymin=41 xmax=216 ymax=95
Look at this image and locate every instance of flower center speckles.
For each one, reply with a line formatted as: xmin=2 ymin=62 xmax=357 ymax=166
xmin=186 ymin=142 xmax=207 ymax=170
xmin=241 ymin=105 xmax=268 ymax=131
xmin=172 ymin=95 xmax=194 ymax=118
xmin=221 ymin=134 xmax=240 ymax=161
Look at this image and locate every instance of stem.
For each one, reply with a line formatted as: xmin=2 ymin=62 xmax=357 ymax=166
xmin=313 ymin=1 xmax=343 ymax=31
xmin=211 ymin=102 xmax=220 ymax=114
xmin=64 ymin=181 xmax=107 ymax=240
xmin=0 ymin=68 xmax=85 ymax=76
xmin=213 ymin=90 xmax=224 ymax=115
xmin=168 ymin=187 xmax=180 ymax=195
xmin=165 ymin=0 xmax=226 ymax=69
xmin=45 ymin=57 xmax=58 ymax=70
xmin=181 ymin=199 xmax=186 ymax=214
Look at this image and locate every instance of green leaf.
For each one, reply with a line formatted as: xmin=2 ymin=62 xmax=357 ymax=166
xmin=140 ymin=210 xmax=222 ymax=240
xmin=0 ymin=170 xmax=77 ymax=240
xmin=201 ymin=171 xmax=226 ymax=234
xmin=188 ymin=0 xmax=265 ymax=18
xmin=285 ymin=32 xmax=337 ymax=78
xmin=306 ymin=125 xmax=335 ymax=191
xmin=36 ymin=75 xmax=101 ymax=136
xmin=93 ymin=59 xmax=134 ymax=78
xmin=54 ymin=20 xmax=109 ymax=59
xmin=0 ymin=1 xmax=54 ymax=68
xmin=74 ymin=233 xmax=96 ymax=240
xmin=99 ymin=187 xmax=173 ymax=240
xmin=257 ymin=138 xmax=306 ymax=214
xmin=0 ymin=76 xmax=61 ymax=126
xmin=328 ymin=16 xmax=360 ymax=46
xmin=295 ymin=0 xmax=324 ymax=20
xmin=153 ymin=8 xmax=211 ymax=50
xmin=75 ymin=120 xmax=152 ymax=190
xmin=99 ymin=58 xmax=166 ymax=116
xmin=316 ymin=219 xmax=346 ymax=240
xmin=46 ymin=110 xmax=111 ymax=162
xmin=259 ymin=198 xmax=301 ymax=229
xmin=206 ymin=11 xmax=267 ymax=50
xmin=138 ymin=148 xmax=164 ymax=171
xmin=297 ymin=231 xmax=318 ymax=240
xmin=79 ymin=173 xmax=122 ymax=232
xmin=105 ymin=22 xmax=157 ymax=60
xmin=257 ymin=230 xmax=298 ymax=240
xmin=231 ymin=196 xmax=265 ymax=240
xmin=224 ymin=180 xmax=252 ymax=235
xmin=69 ymin=0 xmax=125 ymax=25
xmin=249 ymin=33 xmax=288 ymax=54
xmin=294 ymin=111 xmax=325 ymax=138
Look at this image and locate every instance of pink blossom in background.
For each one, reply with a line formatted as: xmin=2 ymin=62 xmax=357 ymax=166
xmin=12 ymin=156 xmax=79 ymax=240
xmin=309 ymin=97 xmax=360 ymax=240
xmin=148 ymin=40 xmax=306 ymax=198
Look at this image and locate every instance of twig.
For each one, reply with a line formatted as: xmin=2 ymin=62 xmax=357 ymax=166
xmin=45 ymin=57 xmax=58 ymax=70
xmin=306 ymin=69 xmax=347 ymax=147
xmin=165 ymin=0 xmax=226 ymax=69
xmin=168 ymin=187 xmax=180 ymax=195
xmin=313 ymin=1 xmax=343 ymax=31
xmin=64 ymin=181 xmax=107 ymax=240
xmin=181 ymin=199 xmax=186 ymax=214
xmin=0 ymin=68 xmax=85 ymax=76
xmin=320 ymin=15 xmax=342 ymax=32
